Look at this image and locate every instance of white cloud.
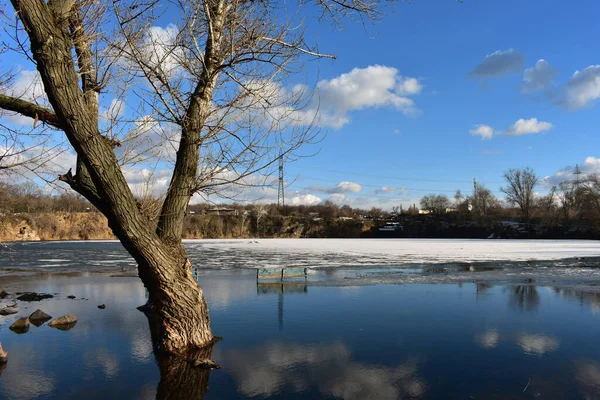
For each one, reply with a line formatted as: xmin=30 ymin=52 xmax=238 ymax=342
xmin=469 ymin=124 xmax=494 ymax=140
xmin=307 ymin=181 xmax=363 ymax=194
xmin=564 ymin=65 xmax=600 ymax=109
xmin=100 ymin=98 xmax=125 ymax=121
xmin=143 ymin=24 xmax=184 ymax=78
xmin=396 ymin=77 xmax=423 ymax=96
xmin=470 ymin=49 xmax=524 ymax=78
xmin=315 ymin=65 xmax=423 ymax=128
xmin=522 ymin=59 xmax=556 ymax=93
xmin=506 ymin=118 xmax=552 ymax=136
xmin=543 ymin=156 xmax=600 ymax=187
xmin=290 ymin=193 xmax=321 ymax=206
xmin=375 ymin=186 xmax=397 ymax=194
xmin=470 ymin=118 xmax=552 ymax=140
xmin=0 ymin=70 xmax=49 ymax=126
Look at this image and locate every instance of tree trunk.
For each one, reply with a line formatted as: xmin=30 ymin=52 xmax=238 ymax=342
xmin=134 ymin=245 xmax=214 ymax=354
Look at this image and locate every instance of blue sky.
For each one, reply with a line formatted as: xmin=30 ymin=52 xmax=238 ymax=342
xmin=280 ymin=0 xmax=600 ymax=209
xmin=1 ymin=0 xmax=599 ymax=210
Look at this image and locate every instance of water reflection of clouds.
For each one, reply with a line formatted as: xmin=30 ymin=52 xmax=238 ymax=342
xmin=475 ymin=330 xmax=560 ymax=356
xmin=221 ymin=342 xmax=426 ymax=399
xmin=575 ymin=360 xmax=600 ymax=398
xmin=84 ymin=349 xmax=120 ymax=378
xmin=515 ymin=333 xmax=559 ymax=356
xmin=0 ymin=345 xmax=55 ymax=399
xmin=476 ymin=329 xmax=500 ymax=349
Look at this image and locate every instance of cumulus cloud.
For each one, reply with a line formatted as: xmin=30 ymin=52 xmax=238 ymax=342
xmin=563 ymin=65 xmax=600 ymax=109
xmin=315 ymin=65 xmax=423 ymax=128
xmin=0 ymin=70 xmax=49 ymax=126
xmin=542 ymin=156 xmax=600 ymax=187
xmin=290 ymin=193 xmax=322 ymax=206
xmin=469 ymin=124 xmax=494 ymax=140
xmin=470 ymin=118 xmax=552 ymax=139
xmin=522 ymin=59 xmax=556 ymax=93
xmin=506 ymin=118 xmax=553 ymax=136
xmin=142 ymin=24 xmax=184 ymax=78
xmin=100 ymin=98 xmax=125 ymax=122
xmin=307 ymin=181 xmax=363 ymax=194
xmin=469 ymin=49 xmax=525 ymax=78
xmin=375 ymin=186 xmax=397 ymax=194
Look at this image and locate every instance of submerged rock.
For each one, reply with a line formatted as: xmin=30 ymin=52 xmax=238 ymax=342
xmin=16 ymin=293 xmax=54 ymax=302
xmin=9 ymin=317 xmax=30 ymax=334
xmin=48 ymin=314 xmax=78 ymax=330
xmin=29 ymin=309 xmax=52 ymax=326
xmin=0 ymin=308 xmax=18 ymax=316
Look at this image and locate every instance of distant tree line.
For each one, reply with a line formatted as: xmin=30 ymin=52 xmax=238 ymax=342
xmin=3 ymin=167 xmax=600 ymax=240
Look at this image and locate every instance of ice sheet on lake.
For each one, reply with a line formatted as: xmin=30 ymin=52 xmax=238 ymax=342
xmin=183 ymin=238 xmax=600 ymax=269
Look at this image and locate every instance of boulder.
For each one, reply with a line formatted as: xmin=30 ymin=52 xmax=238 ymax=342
xmin=0 ymin=342 xmax=7 ymax=365
xmin=0 ymin=290 xmax=8 ymax=299
xmin=67 ymin=295 xmax=76 ymax=299
xmin=48 ymin=314 xmax=78 ymax=331
xmin=29 ymin=309 xmax=52 ymax=326
xmin=0 ymin=308 xmax=18 ymax=316
xmin=97 ymin=304 xmax=106 ymax=309
xmin=9 ymin=317 xmax=30 ymax=334
xmin=16 ymin=293 xmax=54 ymax=302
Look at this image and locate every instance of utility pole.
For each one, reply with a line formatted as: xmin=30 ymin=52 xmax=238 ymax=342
xmin=574 ymin=164 xmax=582 ymax=187
xmin=277 ymin=150 xmax=285 ymax=206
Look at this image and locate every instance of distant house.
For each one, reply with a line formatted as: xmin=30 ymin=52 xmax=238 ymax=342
xmin=418 ymin=209 xmax=431 ymax=215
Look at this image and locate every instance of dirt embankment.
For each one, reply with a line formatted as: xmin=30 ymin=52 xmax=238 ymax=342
xmin=0 ymin=212 xmax=114 ymax=241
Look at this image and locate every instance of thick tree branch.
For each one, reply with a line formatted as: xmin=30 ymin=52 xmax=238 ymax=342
xmin=0 ymin=94 xmax=62 ymax=129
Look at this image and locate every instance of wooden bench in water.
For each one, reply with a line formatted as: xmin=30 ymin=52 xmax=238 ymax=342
xmin=257 ymin=267 xmax=308 ymax=281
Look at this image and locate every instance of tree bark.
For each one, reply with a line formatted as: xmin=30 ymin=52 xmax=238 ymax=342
xmin=8 ymin=0 xmax=215 ymax=355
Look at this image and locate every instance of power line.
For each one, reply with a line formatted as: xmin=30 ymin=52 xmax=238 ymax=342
xmin=297 ymin=165 xmax=506 ymax=184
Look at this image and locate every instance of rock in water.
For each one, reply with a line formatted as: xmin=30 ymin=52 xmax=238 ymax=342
xmin=48 ymin=314 xmax=78 ymax=330
xmin=29 ymin=309 xmax=52 ymax=326
xmin=67 ymin=295 xmax=76 ymax=299
xmin=16 ymin=293 xmax=54 ymax=302
xmin=9 ymin=318 xmax=30 ymax=334
xmin=188 ymin=358 xmax=221 ymax=370
xmin=0 ymin=342 xmax=7 ymax=365
xmin=97 ymin=304 xmax=106 ymax=309
xmin=0 ymin=290 xmax=8 ymax=299
xmin=0 ymin=308 xmax=18 ymax=316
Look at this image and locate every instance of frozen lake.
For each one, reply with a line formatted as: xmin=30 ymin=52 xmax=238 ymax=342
xmin=2 ymin=239 xmax=600 ymax=290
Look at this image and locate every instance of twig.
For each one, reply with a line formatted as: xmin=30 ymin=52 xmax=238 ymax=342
xmin=523 ymin=377 xmax=531 ymax=393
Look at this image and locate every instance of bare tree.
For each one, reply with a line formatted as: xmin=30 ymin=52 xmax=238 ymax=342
xmin=501 ymin=168 xmax=538 ymax=222
xmin=470 ymin=183 xmax=500 ymax=220
xmin=0 ymin=0 xmax=393 ymax=356
xmin=420 ymin=194 xmax=449 ymax=215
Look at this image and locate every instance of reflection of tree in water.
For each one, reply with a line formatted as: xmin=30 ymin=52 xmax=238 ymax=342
xmin=155 ymin=347 xmax=213 ymax=400
xmin=509 ymin=285 xmax=540 ymax=312
xmin=476 ymin=283 xmax=492 ymax=298
xmin=144 ymin=309 xmax=216 ymax=400
xmin=554 ymin=288 xmax=600 ymax=312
